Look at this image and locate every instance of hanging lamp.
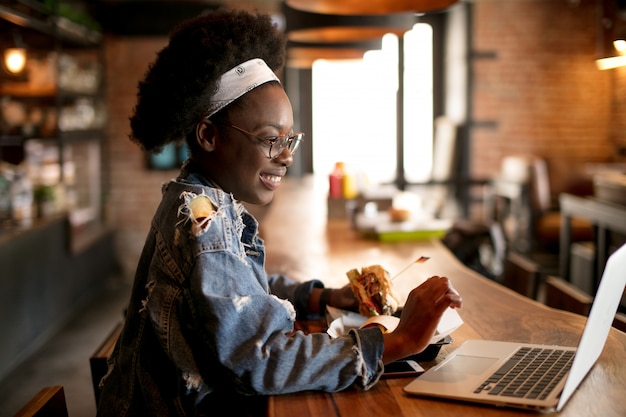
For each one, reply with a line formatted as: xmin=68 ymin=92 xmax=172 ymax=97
xmin=283 ymin=3 xmax=416 ymax=44
xmin=284 ymin=0 xmax=459 ymax=15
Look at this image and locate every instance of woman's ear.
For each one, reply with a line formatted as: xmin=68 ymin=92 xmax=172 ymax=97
xmin=196 ymin=119 xmax=218 ymax=153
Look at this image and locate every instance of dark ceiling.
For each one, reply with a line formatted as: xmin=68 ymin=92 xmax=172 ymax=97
xmin=92 ymin=0 xmax=223 ymax=36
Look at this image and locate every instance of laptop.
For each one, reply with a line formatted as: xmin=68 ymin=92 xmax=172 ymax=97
xmin=404 ymin=242 xmax=626 ymax=412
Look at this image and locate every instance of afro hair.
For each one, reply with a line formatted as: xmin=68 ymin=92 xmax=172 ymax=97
xmin=128 ymin=8 xmax=287 ymax=153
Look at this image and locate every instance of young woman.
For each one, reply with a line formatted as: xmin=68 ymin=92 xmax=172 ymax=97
xmin=97 ymin=9 xmax=461 ymax=417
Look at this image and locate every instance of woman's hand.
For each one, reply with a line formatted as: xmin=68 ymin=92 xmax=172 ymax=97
xmin=329 ymin=284 xmax=358 ymax=311
xmin=309 ymin=284 xmax=358 ymax=315
xmin=382 ymin=276 xmax=462 ymax=364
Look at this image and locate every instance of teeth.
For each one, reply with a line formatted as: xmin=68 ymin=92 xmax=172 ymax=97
xmin=263 ymin=175 xmax=281 ymax=183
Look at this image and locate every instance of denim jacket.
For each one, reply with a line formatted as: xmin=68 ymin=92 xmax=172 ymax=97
xmin=97 ymin=163 xmax=384 ymax=417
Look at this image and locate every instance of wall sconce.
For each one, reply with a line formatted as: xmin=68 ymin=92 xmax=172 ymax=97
xmin=595 ymin=0 xmax=626 ymax=70
xmin=596 ymin=35 xmax=626 ymax=70
xmin=2 ymin=31 xmax=27 ymax=76
xmin=3 ymin=47 xmax=27 ymax=74
xmin=614 ymin=37 xmax=626 ymax=53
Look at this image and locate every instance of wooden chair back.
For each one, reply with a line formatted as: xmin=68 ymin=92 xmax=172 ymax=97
xmin=13 ymin=385 xmax=68 ymax=417
xmin=90 ymin=322 xmax=122 ymax=406
xmin=502 ymin=251 xmax=541 ymax=299
xmin=486 ymin=154 xmax=593 ymax=254
xmin=544 ymin=276 xmax=626 ymax=335
xmin=544 ymin=275 xmax=593 ymax=316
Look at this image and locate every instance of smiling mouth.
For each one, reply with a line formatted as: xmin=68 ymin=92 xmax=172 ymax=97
xmin=260 ymin=173 xmax=282 ymax=190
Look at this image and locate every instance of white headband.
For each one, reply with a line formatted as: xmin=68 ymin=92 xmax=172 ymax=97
xmin=206 ymin=58 xmax=280 ymax=118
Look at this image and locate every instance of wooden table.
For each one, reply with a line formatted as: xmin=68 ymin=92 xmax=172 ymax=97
xmin=259 ymin=177 xmax=626 ymax=417
xmin=559 ymin=193 xmax=626 ymax=290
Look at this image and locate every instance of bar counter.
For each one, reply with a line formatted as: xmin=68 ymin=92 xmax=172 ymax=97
xmin=259 ymin=176 xmax=626 ymax=417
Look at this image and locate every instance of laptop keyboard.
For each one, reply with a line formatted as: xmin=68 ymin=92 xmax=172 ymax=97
xmin=474 ymin=347 xmax=575 ymax=400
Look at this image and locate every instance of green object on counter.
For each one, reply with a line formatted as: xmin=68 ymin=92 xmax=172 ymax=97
xmin=376 ymin=228 xmax=448 ymax=243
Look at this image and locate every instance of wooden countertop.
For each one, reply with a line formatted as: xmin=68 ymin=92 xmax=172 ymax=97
xmin=259 ymin=176 xmax=626 ymax=417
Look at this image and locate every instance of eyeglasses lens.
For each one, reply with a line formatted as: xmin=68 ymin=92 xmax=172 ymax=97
xmin=270 ymin=134 xmax=302 ymax=159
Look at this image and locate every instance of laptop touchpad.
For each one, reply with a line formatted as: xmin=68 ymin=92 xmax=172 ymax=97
xmin=437 ymin=355 xmax=498 ymax=375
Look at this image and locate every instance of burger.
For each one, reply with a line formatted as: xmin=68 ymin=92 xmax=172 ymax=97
xmin=346 ymin=265 xmax=399 ymax=317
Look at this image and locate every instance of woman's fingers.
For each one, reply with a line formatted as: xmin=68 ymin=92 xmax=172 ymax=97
xmin=421 ymin=276 xmax=462 ymax=309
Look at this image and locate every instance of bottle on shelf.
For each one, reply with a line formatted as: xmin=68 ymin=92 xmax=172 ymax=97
xmin=10 ymin=166 xmax=33 ymax=227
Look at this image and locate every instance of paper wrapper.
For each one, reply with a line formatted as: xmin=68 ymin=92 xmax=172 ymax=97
xmin=326 ymin=306 xmax=463 ymax=345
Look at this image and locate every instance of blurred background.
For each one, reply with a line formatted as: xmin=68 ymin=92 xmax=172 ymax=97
xmin=2 ymin=0 xmax=626 ymax=414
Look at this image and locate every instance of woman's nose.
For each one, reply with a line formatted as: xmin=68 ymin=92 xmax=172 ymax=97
xmin=273 ymin=147 xmax=293 ymax=167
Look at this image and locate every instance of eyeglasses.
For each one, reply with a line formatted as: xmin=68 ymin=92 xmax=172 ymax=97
xmin=221 ymin=122 xmax=304 ymax=159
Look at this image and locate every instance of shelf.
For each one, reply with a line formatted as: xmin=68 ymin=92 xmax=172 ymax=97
xmin=0 ymin=4 xmax=101 ymax=48
xmin=0 ymin=129 xmax=105 ymax=144
xmin=59 ymin=129 xmax=104 ymax=142
xmin=0 ymin=135 xmax=24 ymax=146
xmin=54 ymin=15 xmax=102 ymax=46
xmin=0 ymin=4 xmax=54 ymax=37
xmin=0 ymin=85 xmax=100 ymax=99
xmin=1 ymin=0 xmax=106 ymax=248
xmin=0 ymin=83 xmax=56 ymax=98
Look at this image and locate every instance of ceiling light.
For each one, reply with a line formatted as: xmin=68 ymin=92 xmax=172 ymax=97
xmin=3 ymin=47 xmax=26 ymax=74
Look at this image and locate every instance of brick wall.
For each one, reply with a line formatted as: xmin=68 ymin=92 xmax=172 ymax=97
xmin=103 ymin=0 xmax=626 ymax=278
xmin=612 ymin=66 xmax=626 ymax=152
xmin=472 ymin=0 xmax=622 ymax=199
xmin=103 ymin=35 xmax=170 ymax=277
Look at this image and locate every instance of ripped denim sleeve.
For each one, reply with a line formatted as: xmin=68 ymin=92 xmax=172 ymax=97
xmin=349 ymin=327 xmax=385 ymax=390
xmin=267 ymin=274 xmax=324 ymax=319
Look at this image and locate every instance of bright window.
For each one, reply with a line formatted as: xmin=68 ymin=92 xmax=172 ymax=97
xmin=403 ymin=23 xmax=434 ymax=183
xmin=312 ymin=23 xmax=434 ymax=187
